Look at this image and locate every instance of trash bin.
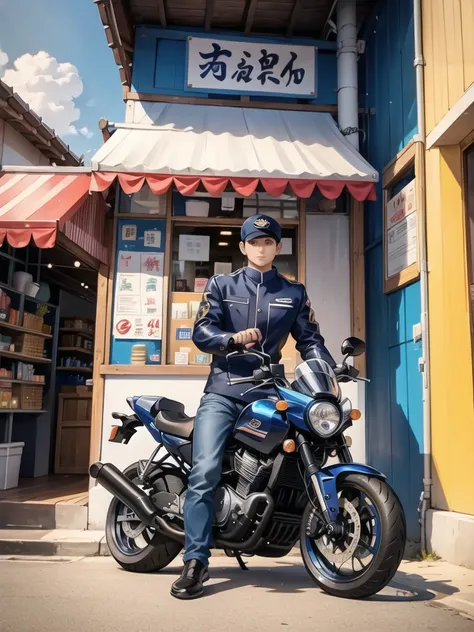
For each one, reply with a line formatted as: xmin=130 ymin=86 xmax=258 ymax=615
xmin=0 ymin=442 xmax=25 ymax=490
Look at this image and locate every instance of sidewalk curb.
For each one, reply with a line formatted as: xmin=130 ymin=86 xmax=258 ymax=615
xmin=0 ymin=530 xmax=300 ymax=559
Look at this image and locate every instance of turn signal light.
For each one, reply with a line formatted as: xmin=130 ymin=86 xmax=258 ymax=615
xmin=276 ymin=400 xmax=289 ymax=412
xmin=345 ymin=435 xmax=353 ymax=447
xmin=283 ymin=439 xmax=296 ymax=453
xmin=350 ymin=409 xmax=361 ymax=420
xmin=109 ymin=426 xmax=119 ymax=441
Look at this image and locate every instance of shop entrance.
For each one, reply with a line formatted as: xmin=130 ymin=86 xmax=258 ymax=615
xmin=0 ymin=239 xmax=99 ymax=527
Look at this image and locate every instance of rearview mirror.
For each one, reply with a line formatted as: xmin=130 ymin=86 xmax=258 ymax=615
xmin=341 ymin=337 xmax=366 ymax=357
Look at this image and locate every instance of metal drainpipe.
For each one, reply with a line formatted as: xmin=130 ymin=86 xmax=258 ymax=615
xmin=337 ymin=0 xmax=359 ymax=149
xmin=413 ymin=0 xmax=432 ymax=553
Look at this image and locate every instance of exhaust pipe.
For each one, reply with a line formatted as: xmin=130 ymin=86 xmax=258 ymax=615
xmin=90 ymin=462 xmax=159 ymax=526
xmin=90 ymin=462 xmax=186 ymax=544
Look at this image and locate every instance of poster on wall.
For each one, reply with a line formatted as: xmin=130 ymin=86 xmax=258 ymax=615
xmin=385 ymin=179 xmax=417 ymax=279
xmin=178 ymin=234 xmax=210 ymax=261
xmin=186 ymin=36 xmax=316 ymax=97
xmin=113 ymin=250 xmax=164 ymax=340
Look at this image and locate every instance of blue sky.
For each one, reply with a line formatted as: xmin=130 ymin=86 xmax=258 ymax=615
xmin=0 ymin=0 xmax=125 ymax=162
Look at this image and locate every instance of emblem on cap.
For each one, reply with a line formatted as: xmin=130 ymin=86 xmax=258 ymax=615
xmin=254 ymin=218 xmax=270 ymax=228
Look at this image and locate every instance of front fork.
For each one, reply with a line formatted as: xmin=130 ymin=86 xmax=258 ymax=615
xmin=295 ymin=433 xmax=345 ymax=529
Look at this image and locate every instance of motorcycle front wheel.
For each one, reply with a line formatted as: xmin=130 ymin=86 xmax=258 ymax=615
xmin=300 ymin=473 xmax=406 ymax=599
xmin=105 ymin=462 xmax=184 ymax=573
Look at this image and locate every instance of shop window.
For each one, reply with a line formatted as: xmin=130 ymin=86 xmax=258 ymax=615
xmin=168 ymin=223 xmax=298 ymax=365
xmin=110 ymin=185 xmax=306 ymax=370
xmin=172 ymin=191 xmax=298 ymax=219
xmin=118 ymin=184 xmax=167 ymax=216
xmin=109 ymin=187 xmax=302 ymax=369
xmin=306 ymin=188 xmax=349 ymax=215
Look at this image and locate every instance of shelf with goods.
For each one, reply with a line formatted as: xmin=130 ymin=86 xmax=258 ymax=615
xmin=0 ymin=282 xmax=59 ymax=444
xmin=56 ymin=318 xmax=95 ymax=387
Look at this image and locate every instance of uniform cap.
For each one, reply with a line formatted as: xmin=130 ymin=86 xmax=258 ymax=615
xmin=241 ymin=214 xmax=282 ymax=243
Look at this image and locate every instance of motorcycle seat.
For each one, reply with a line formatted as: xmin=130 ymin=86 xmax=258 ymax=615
xmin=154 ymin=410 xmax=195 ymax=439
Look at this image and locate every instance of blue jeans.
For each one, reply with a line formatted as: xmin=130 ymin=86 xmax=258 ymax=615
xmin=183 ymin=392 xmax=243 ymax=566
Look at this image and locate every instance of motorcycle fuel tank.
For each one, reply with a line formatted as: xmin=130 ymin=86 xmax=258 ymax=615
xmin=234 ymin=399 xmax=289 ymax=455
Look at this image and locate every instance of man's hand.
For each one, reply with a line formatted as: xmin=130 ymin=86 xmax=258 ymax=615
xmin=233 ymin=328 xmax=262 ymax=349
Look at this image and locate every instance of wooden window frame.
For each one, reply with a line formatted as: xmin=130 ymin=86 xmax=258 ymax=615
xmin=383 ymin=141 xmax=421 ymax=294
xmin=461 ymin=135 xmax=474 ymax=376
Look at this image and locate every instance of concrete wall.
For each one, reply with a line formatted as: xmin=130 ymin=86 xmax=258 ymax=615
xmin=0 ymin=119 xmax=50 ymax=166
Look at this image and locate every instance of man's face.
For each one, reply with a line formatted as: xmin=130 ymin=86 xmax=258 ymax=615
xmin=240 ymin=236 xmax=282 ymax=269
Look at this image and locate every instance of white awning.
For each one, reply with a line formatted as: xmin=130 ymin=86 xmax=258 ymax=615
xmin=91 ymin=103 xmax=378 ymax=200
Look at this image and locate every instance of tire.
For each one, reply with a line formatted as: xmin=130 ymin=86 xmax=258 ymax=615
xmin=300 ymin=473 xmax=406 ymax=599
xmin=105 ymin=462 xmax=184 ymax=573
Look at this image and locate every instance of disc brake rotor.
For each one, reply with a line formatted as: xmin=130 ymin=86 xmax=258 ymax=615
xmin=314 ymin=498 xmax=361 ymax=564
xmin=121 ymin=512 xmax=147 ymax=538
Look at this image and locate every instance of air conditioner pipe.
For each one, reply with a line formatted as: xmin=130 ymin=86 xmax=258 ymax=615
xmin=337 ymin=0 xmax=359 ymax=149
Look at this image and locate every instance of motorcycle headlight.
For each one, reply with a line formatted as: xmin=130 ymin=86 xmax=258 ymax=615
xmin=307 ymin=401 xmax=341 ymax=437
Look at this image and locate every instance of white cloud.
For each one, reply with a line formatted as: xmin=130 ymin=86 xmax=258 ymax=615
xmin=78 ymin=126 xmax=94 ymax=139
xmin=0 ymin=47 xmax=8 ymax=69
xmin=1 ymin=51 xmax=85 ymax=137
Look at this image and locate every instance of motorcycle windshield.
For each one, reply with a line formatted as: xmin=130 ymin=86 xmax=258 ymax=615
xmin=292 ymin=359 xmax=340 ymax=399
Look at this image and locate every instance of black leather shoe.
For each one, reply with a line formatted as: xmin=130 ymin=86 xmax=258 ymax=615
xmin=170 ymin=559 xmax=209 ymax=600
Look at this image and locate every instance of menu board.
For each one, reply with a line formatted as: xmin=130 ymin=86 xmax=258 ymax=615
xmin=113 ymin=251 xmax=164 ymax=339
xmin=111 ymin=219 xmax=166 ymax=364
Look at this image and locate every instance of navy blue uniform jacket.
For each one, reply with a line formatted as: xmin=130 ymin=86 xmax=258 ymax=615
xmin=192 ymin=266 xmax=335 ymax=403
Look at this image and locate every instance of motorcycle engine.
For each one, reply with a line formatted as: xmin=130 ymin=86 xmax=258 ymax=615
xmin=214 ymin=449 xmax=272 ymax=527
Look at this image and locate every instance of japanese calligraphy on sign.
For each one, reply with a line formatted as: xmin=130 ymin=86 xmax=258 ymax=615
xmin=187 ymin=37 xmax=316 ymax=97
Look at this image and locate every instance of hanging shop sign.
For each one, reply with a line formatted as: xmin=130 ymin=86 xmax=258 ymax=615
xmin=186 ymin=36 xmax=317 ymax=98
xmin=385 ymin=178 xmax=417 ymax=279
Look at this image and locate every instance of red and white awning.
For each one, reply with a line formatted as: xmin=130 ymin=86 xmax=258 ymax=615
xmin=90 ymin=103 xmax=378 ymax=201
xmin=0 ymin=170 xmax=107 ymax=263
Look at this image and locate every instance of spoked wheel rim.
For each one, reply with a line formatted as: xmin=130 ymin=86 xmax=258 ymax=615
xmin=305 ymin=481 xmax=382 ymax=583
xmin=111 ymin=472 xmax=159 ymax=556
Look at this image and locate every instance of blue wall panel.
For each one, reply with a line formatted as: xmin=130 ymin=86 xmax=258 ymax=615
xmin=362 ymin=0 xmax=423 ymax=541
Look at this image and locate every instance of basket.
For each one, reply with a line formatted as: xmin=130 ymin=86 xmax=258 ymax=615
xmin=13 ymin=384 xmax=43 ymax=410
xmin=18 ymin=334 xmax=45 ymax=358
xmin=23 ymin=313 xmax=44 ymax=332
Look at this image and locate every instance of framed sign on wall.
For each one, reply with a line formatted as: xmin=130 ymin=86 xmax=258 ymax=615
xmin=186 ymin=35 xmax=317 ymax=99
xmin=383 ymin=141 xmax=422 ymax=293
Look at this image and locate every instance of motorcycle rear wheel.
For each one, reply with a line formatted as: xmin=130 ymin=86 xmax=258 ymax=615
xmin=105 ymin=462 xmax=183 ymax=573
xmin=300 ymin=473 xmax=406 ymax=599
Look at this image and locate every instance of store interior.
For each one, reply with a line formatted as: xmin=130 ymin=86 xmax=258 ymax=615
xmin=0 ymin=239 xmax=98 ymax=502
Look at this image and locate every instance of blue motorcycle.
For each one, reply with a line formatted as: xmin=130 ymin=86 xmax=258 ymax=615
xmin=90 ymin=337 xmax=406 ymax=599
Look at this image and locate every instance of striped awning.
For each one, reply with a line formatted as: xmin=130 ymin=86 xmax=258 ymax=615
xmin=0 ymin=170 xmax=107 ymax=263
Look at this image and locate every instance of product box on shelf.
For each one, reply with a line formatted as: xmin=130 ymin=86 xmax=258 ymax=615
xmin=63 ymin=318 xmax=94 ymax=333
xmin=13 ymin=384 xmax=43 ymax=410
xmin=22 ymin=313 xmax=44 ymax=332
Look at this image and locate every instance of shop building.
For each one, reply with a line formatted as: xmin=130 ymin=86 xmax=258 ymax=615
xmin=87 ymin=0 xmax=392 ymax=533
xmin=3 ymin=0 xmax=454 ymax=559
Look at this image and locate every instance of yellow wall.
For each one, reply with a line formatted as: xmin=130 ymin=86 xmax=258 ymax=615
xmin=423 ymin=0 xmax=474 ymax=513
xmin=423 ymin=0 xmax=474 ymax=134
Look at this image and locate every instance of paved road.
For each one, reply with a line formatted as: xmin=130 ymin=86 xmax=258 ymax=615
xmin=0 ymin=556 xmax=472 ymax=632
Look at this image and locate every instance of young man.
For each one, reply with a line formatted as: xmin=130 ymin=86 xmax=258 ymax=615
xmin=171 ymin=213 xmax=335 ymax=599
